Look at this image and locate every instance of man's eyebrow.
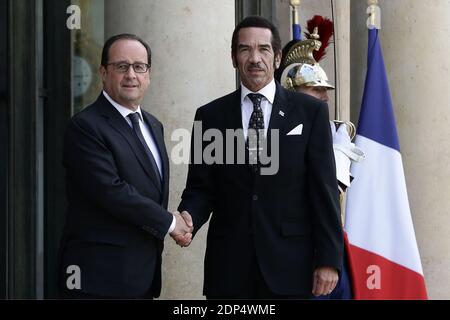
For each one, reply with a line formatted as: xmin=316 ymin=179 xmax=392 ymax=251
xmin=237 ymin=43 xmax=272 ymax=50
xmin=110 ymin=60 xmax=147 ymax=64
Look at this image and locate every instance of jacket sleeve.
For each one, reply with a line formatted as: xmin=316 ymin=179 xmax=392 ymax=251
xmin=306 ymin=101 xmax=344 ymax=271
xmin=178 ymin=108 xmax=215 ymax=236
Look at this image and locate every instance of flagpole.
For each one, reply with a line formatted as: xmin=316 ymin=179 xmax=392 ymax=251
xmin=367 ymin=0 xmax=381 ymax=30
xmin=290 ymin=0 xmax=302 ymax=40
xmin=330 ymin=0 xmax=356 ymax=139
xmin=330 ymin=0 xmax=340 ymax=122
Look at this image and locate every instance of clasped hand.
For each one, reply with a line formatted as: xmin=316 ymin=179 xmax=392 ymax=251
xmin=169 ymin=211 xmax=194 ymax=247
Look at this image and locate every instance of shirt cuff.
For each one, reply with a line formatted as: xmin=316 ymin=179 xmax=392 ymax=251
xmin=167 ymin=215 xmax=176 ymax=235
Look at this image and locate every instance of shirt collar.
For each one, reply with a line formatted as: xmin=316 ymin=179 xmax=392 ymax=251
xmin=103 ymin=90 xmax=143 ymax=121
xmin=240 ymin=79 xmax=276 ymax=105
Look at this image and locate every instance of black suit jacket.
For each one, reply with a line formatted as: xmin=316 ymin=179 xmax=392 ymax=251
xmin=58 ymin=93 xmax=172 ymax=298
xmin=179 ymin=83 xmax=343 ymax=296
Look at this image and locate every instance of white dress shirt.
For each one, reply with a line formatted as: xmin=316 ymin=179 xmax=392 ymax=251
xmin=103 ymin=91 xmax=176 ymax=234
xmin=103 ymin=91 xmax=163 ymax=177
xmin=240 ymin=79 xmax=276 ymax=139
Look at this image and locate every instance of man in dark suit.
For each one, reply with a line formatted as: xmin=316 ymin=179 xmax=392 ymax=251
xmin=177 ymin=16 xmax=343 ymax=299
xmin=58 ymin=34 xmax=192 ymax=299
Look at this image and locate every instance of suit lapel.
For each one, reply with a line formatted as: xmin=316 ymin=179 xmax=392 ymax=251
xmin=142 ymin=111 xmax=170 ymax=204
xmin=268 ymin=83 xmax=291 ymax=135
xmin=227 ymin=88 xmax=244 ymax=131
xmin=264 ymin=83 xmax=292 ymax=166
xmin=97 ymin=94 xmax=163 ymax=193
xmin=226 ymin=88 xmax=250 ymax=169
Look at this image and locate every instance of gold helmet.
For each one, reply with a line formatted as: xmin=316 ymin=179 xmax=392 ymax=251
xmin=278 ymin=16 xmax=335 ymax=91
xmin=281 ymin=62 xmax=334 ymax=91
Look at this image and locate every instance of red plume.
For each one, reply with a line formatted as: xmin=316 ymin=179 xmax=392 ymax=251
xmin=304 ymin=15 xmax=334 ymax=62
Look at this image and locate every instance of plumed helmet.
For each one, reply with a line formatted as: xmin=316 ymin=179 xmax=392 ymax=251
xmin=275 ymin=15 xmax=335 ymax=91
xmin=280 ymin=62 xmax=334 ymax=90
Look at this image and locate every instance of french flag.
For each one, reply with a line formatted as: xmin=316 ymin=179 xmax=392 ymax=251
xmin=344 ymin=29 xmax=427 ymax=299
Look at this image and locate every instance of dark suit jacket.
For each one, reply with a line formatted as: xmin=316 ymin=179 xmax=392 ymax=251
xmin=58 ymin=93 xmax=172 ymax=298
xmin=179 ymin=82 xmax=343 ymax=297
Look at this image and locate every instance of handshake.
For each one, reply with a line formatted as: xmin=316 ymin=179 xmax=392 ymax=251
xmin=169 ymin=211 xmax=194 ymax=247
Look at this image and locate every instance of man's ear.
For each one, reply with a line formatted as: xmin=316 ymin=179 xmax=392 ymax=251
xmin=231 ymin=52 xmax=237 ymax=68
xmin=99 ymin=65 xmax=107 ymax=82
xmin=275 ymin=52 xmax=282 ymax=69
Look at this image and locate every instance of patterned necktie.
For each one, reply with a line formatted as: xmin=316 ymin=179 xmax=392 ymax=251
xmin=247 ymin=93 xmax=264 ymax=173
xmin=128 ymin=112 xmax=162 ymax=186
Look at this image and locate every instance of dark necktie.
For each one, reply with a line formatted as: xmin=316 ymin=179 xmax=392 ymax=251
xmin=247 ymin=93 xmax=265 ymax=173
xmin=128 ymin=112 xmax=162 ymax=186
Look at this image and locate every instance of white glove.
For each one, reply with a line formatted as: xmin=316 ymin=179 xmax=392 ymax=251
xmin=333 ymin=123 xmax=352 ymax=146
xmin=332 ymin=123 xmax=365 ymax=188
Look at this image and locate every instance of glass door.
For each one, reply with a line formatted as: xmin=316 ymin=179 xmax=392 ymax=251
xmin=0 ymin=0 xmax=8 ymax=300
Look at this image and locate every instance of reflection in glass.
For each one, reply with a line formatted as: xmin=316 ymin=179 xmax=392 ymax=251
xmin=71 ymin=0 xmax=104 ymax=114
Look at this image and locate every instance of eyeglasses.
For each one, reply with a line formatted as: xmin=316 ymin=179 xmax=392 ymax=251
xmin=106 ymin=62 xmax=150 ymax=73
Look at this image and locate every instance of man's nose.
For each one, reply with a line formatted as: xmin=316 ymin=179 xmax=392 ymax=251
xmin=124 ymin=66 xmax=137 ymax=78
xmin=249 ymin=50 xmax=262 ymax=63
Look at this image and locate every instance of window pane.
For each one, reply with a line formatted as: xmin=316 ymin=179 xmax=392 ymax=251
xmin=71 ymin=0 xmax=105 ymax=114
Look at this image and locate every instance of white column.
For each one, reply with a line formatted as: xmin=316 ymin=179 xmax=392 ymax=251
xmin=105 ymin=0 xmax=235 ymax=299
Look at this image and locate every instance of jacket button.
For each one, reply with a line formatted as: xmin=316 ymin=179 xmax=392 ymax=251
xmin=252 ymin=195 xmax=258 ymax=201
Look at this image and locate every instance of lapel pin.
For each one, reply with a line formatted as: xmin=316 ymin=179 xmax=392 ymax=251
xmin=279 ymin=110 xmax=285 ymax=117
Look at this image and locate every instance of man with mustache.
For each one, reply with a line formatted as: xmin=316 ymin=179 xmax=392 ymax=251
xmin=58 ymin=34 xmax=192 ymax=299
xmin=176 ymin=16 xmax=343 ymax=299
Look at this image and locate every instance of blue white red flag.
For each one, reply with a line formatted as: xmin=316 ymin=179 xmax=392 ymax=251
xmin=345 ymin=29 xmax=427 ymax=299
